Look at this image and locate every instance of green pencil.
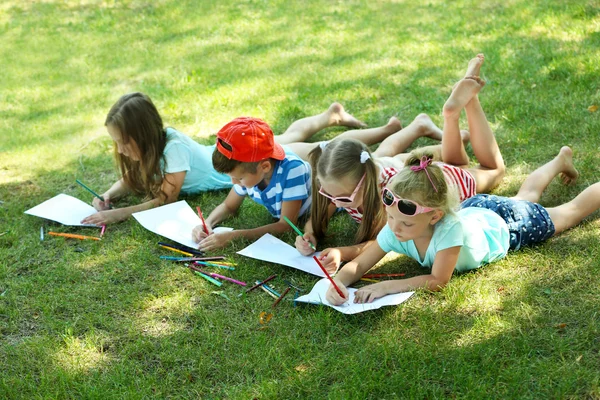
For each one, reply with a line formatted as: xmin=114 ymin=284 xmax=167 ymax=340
xmin=283 ymin=216 xmax=316 ymax=251
xmin=76 ymin=179 xmax=104 ymax=201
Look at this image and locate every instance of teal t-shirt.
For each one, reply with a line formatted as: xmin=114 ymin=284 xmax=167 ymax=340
xmin=376 ymin=207 xmax=510 ymax=273
xmin=162 ymin=128 xmax=232 ymax=193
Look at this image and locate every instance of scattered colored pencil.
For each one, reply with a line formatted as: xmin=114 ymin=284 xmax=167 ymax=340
xmin=362 ymin=273 xmax=406 ymax=279
xmin=360 ymin=278 xmax=380 ymax=283
xmin=188 ymin=264 xmax=223 ymax=286
xmin=260 ymin=282 xmax=281 ymax=298
xmin=259 ymin=285 xmax=279 ymax=299
xmin=40 ymin=226 xmax=44 ymax=241
xmin=198 ymin=270 xmax=246 ymax=286
xmin=100 ymin=225 xmax=106 ymax=237
xmin=159 ymin=245 xmax=193 ymax=257
xmin=48 ymin=231 xmax=101 ymax=241
xmin=160 ymin=256 xmax=226 ymax=262
xmin=158 ymin=241 xmax=204 ymax=256
xmin=245 ymin=274 xmax=277 ymax=293
xmin=283 ymin=216 xmax=316 ymax=251
xmin=313 ymin=256 xmax=345 ymax=299
xmin=272 ymin=287 xmax=291 ymax=308
xmin=197 ymin=206 xmax=209 ymax=235
xmin=193 ymin=261 xmax=235 ymax=270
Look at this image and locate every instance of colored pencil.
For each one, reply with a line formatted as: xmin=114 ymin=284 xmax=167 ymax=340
xmin=159 ymin=245 xmax=193 ymax=257
xmin=158 ymin=241 xmax=204 ymax=256
xmin=272 ymin=287 xmax=291 ymax=308
xmin=160 ymin=256 xmax=226 ymax=262
xmin=362 ymin=273 xmax=406 ymax=279
xmin=100 ymin=225 xmax=106 ymax=237
xmin=193 ymin=261 xmax=235 ymax=270
xmin=196 ymin=206 xmax=209 ymax=235
xmin=48 ymin=231 xmax=101 ymax=241
xmin=76 ymin=179 xmax=104 ymax=201
xmin=188 ymin=264 xmax=223 ymax=286
xmin=197 ymin=270 xmax=246 ymax=286
xmin=283 ymin=216 xmax=316 ymax=251
xmin=245 ymin=274 xmax=277 ymax=293
xmin=360 ymin=278 xmax=380 ymax=283
xmin=260 ymin=285 xmax=279 ymax=299
xmin=259 ymin=282 xmax=281 ymax=298
xmin=40 ymin=226 xmax=44 ymax=241
xmin=313 ymin=256 xmax=345 ymax=299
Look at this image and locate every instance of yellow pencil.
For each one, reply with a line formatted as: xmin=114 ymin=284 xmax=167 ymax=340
xmin=159 ymin=245 xmax=193 ymax=257
xmin=48 ymin=232 xmax=101 ymax=241
xmin=360 ymin=278 xmax=380 ymax=283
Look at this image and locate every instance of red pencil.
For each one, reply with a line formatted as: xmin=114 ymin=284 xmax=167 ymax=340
xmin=196 ymin=206 xmax=209 ymax=235
xmin=312 ymin=256 xmax=345 ymax=299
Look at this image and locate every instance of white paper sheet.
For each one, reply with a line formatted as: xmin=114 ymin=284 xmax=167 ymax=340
xmin=133 ymin=200 xmax=233 ymax=249
xmin=24 ymin=193 xmax=98 ymax=226
xmin=237 ymin=233 xmax=325 ymax=277
xmin=295 ymin=278 xmax=414 ymax=314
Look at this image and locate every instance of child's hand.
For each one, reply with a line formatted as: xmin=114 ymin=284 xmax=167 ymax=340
xmin=198 ymin=231 xmax=232 ymax=251
xmin=318 ymin=248 xmax=342 ymax=274
xmin=354 ymin=282 xmax=388 ymax=304
xmin=92 ymin=194 xmax=111 ymax=211
xmin=295 ymin=232 xmax=317 ymax=256
xmin=192 ymin=224 xmax=213 ymax=243
xmin=325 ymin=279 xmax=349 ymax=306
xmin=81 ymin=209 xmax=125 ymax=226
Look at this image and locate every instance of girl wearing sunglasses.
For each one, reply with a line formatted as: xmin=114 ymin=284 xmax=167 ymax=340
xmin=296 ymin=54 xmax=505 ymax=272
xmin=326 ymin=145 xmax=597 ymax=305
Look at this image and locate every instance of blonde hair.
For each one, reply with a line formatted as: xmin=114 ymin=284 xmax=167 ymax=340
xmin=105 ymin=92 xmax=171 ymax=201
xmin=388 ymin=149 xmax=459 ymax=216
xmin=309 ymin=139 xmax=386 ymax=244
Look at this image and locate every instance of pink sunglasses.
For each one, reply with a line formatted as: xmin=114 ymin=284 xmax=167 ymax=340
xmin=319 ymin=174 xmax=366 ymax=204
xmin=381 ymin=187 xmax=434 ymax=216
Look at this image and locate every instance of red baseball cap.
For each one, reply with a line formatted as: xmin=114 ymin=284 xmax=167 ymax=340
xmin=216 ymin=117 xmax=285 ymax=162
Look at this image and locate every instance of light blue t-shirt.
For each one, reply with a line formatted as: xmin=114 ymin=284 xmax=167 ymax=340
xmin=233 ymin=147 xmax=312 ymax=219
xmin=377 ymin=207 xmax=510 ymax=273
xmin=162 ymin=128 xmax=232 ymax=193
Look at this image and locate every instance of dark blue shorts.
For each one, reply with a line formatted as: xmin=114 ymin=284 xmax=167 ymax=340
xmin=461 ymin=194 xmax=555 ymax=251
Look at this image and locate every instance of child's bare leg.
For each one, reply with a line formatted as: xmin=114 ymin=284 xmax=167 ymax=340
xmin=441 ymin=77 xmax=485 ymax=167
xmin=373 ymin=114 xmax=444 ymax=158
xmin=512 ymin=147 xmax=579 ymax=203
xmin=275 ymin=103 xmax=367 ymax=145
xmin=287 ymin=117 xmax=402 ymax=161
xmin=547 ymin=182 xmax=600 ymax=235
xmin=463 ymin=94 xmax=505 ymax=192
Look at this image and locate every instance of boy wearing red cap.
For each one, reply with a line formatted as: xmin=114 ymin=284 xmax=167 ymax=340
xmin=192 ymin=117 xmax=313 ymax=250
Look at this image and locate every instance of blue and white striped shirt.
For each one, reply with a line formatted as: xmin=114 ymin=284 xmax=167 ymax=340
xmin=233 ymin=148 xmax=312 ymax=219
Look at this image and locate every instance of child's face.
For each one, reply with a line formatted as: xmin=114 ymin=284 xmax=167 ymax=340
xmin=385 ymin=204 xmax=439 ymax=242
xmin=107 ymin=124 xmax=141 ymax=161
xmin=227 ymin=161 xmax=270 ymax=188
xmin=318 ymin=175 xmax=364 ymax=208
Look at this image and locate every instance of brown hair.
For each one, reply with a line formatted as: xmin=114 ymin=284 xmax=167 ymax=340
xmin=309 ymin=139 xmax=386 ymax=244
xmin=212 ymin=139 xmax=261 ymax=174
xmin=388 ymin=149 xmax=459 ymax=216
xmin=105 ymin=92 xmax=169 ymax=201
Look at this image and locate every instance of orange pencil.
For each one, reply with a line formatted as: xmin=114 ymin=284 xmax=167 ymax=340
xmin=196 ymin=206 xmax=209 ymax=235
xmin=48 ymin=232 xmax=101 ymax=241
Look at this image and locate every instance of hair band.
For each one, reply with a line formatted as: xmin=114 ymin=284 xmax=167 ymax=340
xmin=319 ymin=141 xmax=330 ymax=151
xmin=360 ymin=151 xmax=371 ymax=164
xmin=410 ymin=156 xmax=438 ymax=192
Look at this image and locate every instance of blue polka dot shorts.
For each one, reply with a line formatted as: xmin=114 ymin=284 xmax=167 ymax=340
xmin=461 ymin=194 xmax=555 ymax=251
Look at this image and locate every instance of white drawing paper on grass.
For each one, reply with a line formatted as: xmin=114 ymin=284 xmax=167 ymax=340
xmin=132 ymin=200 xmax=232 ymax=249
xmin=237 ymin=233 xmax=325 ymax=277
xmin=24 ymin=193 xmax=99 ymax=227
xmin=295 ymin=278 xmax=414 ymax=314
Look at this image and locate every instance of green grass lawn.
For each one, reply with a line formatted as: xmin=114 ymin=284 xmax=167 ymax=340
xmin=1 ymin=0 xmax=600 ymax=398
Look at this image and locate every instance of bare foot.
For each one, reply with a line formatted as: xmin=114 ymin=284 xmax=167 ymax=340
xmin=386 ymin=116 xmax=403 ymax=133
xmin=328 ymin=102 xmax=367 ymax=128
xmin=443 ymin=76 xmax=486 ymax=119
xmin=465 ymin=54 xmax=485 ymax=78
xmin=411 ymin=113 xmax=443 ymax=141
xmin=557 ymin=146 xmax=579 ymax=185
